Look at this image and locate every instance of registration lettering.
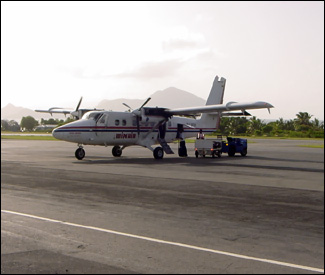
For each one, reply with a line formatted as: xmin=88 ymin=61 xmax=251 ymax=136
xmin=116 ymin=133 xmax=136 ymax=139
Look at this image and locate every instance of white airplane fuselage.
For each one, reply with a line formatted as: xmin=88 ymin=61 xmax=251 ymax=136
xmin=53 ymin=110 xmax=215 ymax=150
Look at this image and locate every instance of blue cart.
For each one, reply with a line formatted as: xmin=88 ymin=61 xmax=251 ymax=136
xmin=222 ymin=137 xmax=247 ymax=156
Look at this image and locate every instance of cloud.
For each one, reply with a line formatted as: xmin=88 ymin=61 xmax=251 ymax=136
xmin=115 ymin=58 xmax=185 ymax=79
xmin=66 ymin=58 xmax=185 ymax=80
xmin=162 ymin=38 xmax=201 ymax=52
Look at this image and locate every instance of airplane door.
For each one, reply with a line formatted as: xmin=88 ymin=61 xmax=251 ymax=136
xmin=176 ymin=123 xmax=184 ymax=139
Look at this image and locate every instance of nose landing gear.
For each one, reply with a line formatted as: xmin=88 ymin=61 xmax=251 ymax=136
xmin=75 ymin=146 xmax=85 ymax=160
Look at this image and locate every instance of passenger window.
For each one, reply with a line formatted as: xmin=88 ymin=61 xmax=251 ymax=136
xmin=115 ymin=120 xmax=120 ymax=126
xmin=122 ymin=119 xmax=127 ymax=126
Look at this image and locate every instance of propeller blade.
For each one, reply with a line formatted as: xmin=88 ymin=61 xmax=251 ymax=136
xmin=139 ymin=97 xmax=151 ymax=110
xmin=75 ymin=97 xmax=83 ymax=111
xmin=123 ymin=103 xmax=133 ymax=111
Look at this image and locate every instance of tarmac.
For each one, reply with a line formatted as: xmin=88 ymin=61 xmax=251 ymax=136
xmin=1 ymin=138 xmax=324 ymax=274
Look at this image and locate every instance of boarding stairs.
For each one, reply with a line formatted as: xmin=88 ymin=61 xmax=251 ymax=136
xmin=158 ymin=138 xmax=174 ymax=154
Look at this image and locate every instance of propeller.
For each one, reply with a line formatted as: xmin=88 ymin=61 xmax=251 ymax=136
xmin=75 ymin=96 xmax=83 ymax=112
xmin=122 ymin=103 xmax=133 ymax=112
xmin=70 ymin=97 xmax=83 ymax=119
xmin=122 ymin=97 xmax=151 ymax=116
xmin=122 ymin=97 xmax=151 ymax=136
xmin=139 ymin=97 xmax=151 ymax=110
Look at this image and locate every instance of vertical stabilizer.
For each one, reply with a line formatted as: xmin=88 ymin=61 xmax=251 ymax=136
xmin=199 ymin=76 xmax=226 ymax=130
xmin=205 ymin=75 xmax=226 ymax=105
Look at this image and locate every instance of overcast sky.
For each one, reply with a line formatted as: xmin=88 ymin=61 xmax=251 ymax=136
xmin=1 ymin=1 xmax=324 ymax=120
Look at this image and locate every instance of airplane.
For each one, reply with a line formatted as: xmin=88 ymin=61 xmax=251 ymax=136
xmin=52 ymin=75 xmax=274 ymax=160
xmin=35 ymin=97 xmax=103 ymax=119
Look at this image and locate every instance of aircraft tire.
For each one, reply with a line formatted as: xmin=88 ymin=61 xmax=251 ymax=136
xmin=112 ymin=146 xmax=122 ymax=157
xmin=75 ymin=148 xmax=85 ymax=160
xmin=153 ymin=147 xmax=164 ymax=159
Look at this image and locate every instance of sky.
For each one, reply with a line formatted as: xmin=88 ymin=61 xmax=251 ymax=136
xmin=1 ymin=1 xmax=324 ymax=120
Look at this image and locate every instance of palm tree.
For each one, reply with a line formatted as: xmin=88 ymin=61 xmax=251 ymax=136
xmin=311 ymin=118 xmax=324 ymax=130
xmin=294 ymin=112 xmax=313 ymax=126
xmin=284 ymin=119 xmax=295 ymax=131
xmin=276 ymin=118 xmax=285 ymax=131
xmin=247 ymin=116 xmax=264 ymax=134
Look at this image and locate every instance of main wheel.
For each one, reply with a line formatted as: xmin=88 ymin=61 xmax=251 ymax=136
xmin=112 ymin=146 xmax=122 ymax=157
xmin=75 ymin=148 xmax=85 ymax=160
xmin=153 ymin=147 xmax=164 ymax=159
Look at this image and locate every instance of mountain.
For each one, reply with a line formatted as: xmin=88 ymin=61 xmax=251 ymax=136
xmin=1 ymin=103 xmax=59 ymax=122
xmin=2 ymin=87 xmax=206 ymax=122
xmin=96 ymin=87 xmax=205 ymax=111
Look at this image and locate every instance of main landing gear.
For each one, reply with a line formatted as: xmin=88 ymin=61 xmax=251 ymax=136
xmin=153 ymin=146 xmax=164 ymax=159
xmin=112 ymin=145 xmax=122 ymax=157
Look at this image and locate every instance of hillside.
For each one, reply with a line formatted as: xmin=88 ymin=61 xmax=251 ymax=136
xmin=2 ymin=87 xmax=206 ymax=121
xmin=1 ymin=103 xmax=60 ymax=122
xmin=97 ymin=87 xmax=205 ymax=111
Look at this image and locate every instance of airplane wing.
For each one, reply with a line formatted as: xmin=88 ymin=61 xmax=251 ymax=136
xmin=165 ymin=101 xmax=274 ymax=116
xmin=35 ymin=108 xmax=72 ymax=116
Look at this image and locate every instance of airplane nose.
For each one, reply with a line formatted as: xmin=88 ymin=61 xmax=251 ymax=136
xmin=52 ymin=127 xmax=63 ymax=140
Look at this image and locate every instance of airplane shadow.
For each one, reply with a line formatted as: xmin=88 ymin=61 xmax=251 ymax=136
xmin=74 ymin=154 xmax=324 ymax=173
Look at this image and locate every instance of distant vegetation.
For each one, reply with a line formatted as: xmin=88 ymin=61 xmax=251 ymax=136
xmin=1 ymin=111 xmax=324 ymax=138
xmin=1 ymin=117 xmax=74 ymax=133
xmin=216 ymin=112 xmax=324 ymax=138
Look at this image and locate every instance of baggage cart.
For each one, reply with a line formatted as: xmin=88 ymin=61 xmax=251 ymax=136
xmin=195 ymin=138 xmax=222 ymax=158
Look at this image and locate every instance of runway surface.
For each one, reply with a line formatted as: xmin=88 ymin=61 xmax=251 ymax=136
xmin=1 ymin=138 xmax=324 ymax=274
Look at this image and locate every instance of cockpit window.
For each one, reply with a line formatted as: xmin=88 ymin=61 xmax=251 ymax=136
xmin=82 ymin=112 xmax=103 ymax=121
xmin=99 ymin=114 xmax=107 ymax=124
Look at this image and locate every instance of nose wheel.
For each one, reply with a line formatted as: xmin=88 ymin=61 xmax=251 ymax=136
xmin=75 ymin=147 xmax=85 ymax=160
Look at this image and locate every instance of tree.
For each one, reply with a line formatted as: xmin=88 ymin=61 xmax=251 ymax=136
xmin=8 ymin=120 xmax=20 ymax=131
xmin=247 ymin=116 xmax=264 ymax=135
xmin=262 ymin=125 xmax=273 ymax=134
xmin=1 ymin=120 xmax=20 ymax=131
xmin=284 ymin=120 xmax=295 ymax=131
xmin=311 ymin=118 xmax=324 ymax=130
xmin=1 ymin=120 xmax=9 ymax=131
xmin=219 ymin=117 xmax=248 ymax=135
xmin=294 ymin=112 xmax=313 ymax=130
xmin=21 ymin=116 xmax=38 ymax=131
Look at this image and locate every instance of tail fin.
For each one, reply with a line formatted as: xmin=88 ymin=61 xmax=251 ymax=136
xmin=205 ymin=76 xmax=226 ymax=105
xmin=200 ymin=76 xmax=226 ymax=130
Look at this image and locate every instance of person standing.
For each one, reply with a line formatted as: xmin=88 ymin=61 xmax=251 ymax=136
xmin=197 ymin=129 xmax=205 ymax=139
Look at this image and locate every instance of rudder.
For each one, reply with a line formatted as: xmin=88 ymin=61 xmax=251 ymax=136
xmin=200 ymin=76 xmax=226 ymax=130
